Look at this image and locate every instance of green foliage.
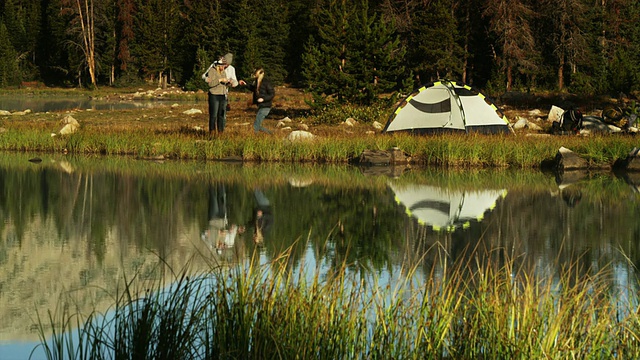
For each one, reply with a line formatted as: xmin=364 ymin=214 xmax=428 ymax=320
xmin=409 ymin=0 xmax=464 ymax=82
xmin=230 ymin=0 xmax=289 ymax=83
xmin=308 ymin=99 xmax=391 ymax=125
xmin=569 ymin=71 xmax=596 ymax=95
xmin=184 ymin=48 xmax=211 ymax=92
xmin=132 ymin=0 xmax=181 ymax=83
xmin=302 ymin=0 xmax=407 ymax=105
xmin=0 ymin=22 xmax=22 ymax=87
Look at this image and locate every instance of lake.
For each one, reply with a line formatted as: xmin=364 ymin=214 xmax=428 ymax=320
xmin=0 ymin=152 xmax=639 ymax=359
xmin=0 ymin=96 xmax=192 ymax=113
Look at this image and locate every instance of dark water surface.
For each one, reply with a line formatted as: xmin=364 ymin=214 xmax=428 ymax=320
xmin=1 ymin=153 xmax=639 ymax=358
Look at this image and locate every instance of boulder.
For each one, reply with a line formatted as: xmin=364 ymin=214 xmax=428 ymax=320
xmin=343 ymin=117 xmax=357 ymax=126
xmin=618 ymin=147 xmax=640 ymax=172
xmin=55 ymin=115 xmax=80 ymax=135
xmin=513 ymin=117 xmax=527 ymax=129
xmin=286 ymin=130 xmax=315 ymax=142
xmin=554 ymin=146 xmax=588 ymax=171
xmin=359 ymin=147 xmax=411 ymax=165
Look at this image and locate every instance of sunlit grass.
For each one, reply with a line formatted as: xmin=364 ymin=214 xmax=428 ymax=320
xmin=35 ymin=245 xmax=640 ymax=359
xmin=3 ymin=109 xmax=639 ymax=167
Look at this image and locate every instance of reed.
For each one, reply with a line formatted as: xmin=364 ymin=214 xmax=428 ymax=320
xmin=35 ymin=244 xmax=640 ymax=360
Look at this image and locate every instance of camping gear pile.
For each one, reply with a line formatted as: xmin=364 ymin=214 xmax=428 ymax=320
xmin=551 ymin=103 xmax=639 ymax=135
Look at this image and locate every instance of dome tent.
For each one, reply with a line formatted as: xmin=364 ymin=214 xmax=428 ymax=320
xmin=383 ymin=80 xmax=511 ymax=134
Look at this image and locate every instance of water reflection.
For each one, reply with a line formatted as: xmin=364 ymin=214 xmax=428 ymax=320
xmin=0 ymin=154 xmax=639 ymax=354
xmin=389 ymin=183 xmax=507 ymax=232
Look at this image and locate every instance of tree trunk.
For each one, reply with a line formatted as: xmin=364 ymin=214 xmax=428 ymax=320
xmin=558 ymin=55 xmax=564 ymax=90
xmin=75 ymin=0 xmax=97 ymax=88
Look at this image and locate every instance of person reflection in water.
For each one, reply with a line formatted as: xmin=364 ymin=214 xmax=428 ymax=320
xmin=252 ymin=188 xmax=273 ymax=245
xmin=202 ymin=184 xmax=244 ymax=253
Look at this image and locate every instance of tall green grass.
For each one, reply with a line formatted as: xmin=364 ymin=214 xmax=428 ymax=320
xmin=35 ymin=245 xmax=640 ymax=360
xmin=2 ymin=115 xmax=639 ymax=167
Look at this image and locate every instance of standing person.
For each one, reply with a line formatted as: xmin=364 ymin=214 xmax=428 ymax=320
xmin=204 ymin=59 xmax=229 ymax=134
xmin=240 ymin=68 xmax=275 ymax=134
xmin=220 ymin=53 xmax=238 ymax=116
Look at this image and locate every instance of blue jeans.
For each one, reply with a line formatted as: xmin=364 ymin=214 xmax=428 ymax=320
xmin=254 ymin=107 xmax=272 ymax=134
xmin=208 ymin=93 xmax=227 ymax=132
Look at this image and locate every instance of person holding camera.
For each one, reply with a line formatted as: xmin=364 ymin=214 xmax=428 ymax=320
xmin=204 ymin=58 xmax=230 ymax=134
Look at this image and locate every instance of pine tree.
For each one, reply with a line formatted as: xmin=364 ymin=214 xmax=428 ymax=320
xmin=37 ymin=0 xmax=74 ymax=86
xmin=176 ymin=0 xmax=223 ymax=87
xmin=483 ymin=0 xmax=538 ymax=91
xmin=0 ymin=22 xmax=22 ymax=86
xmin=230 ymin=0 xmax=289 ymax=83
xmin=408 ymin=0 xmax=464 ymax=84
xmin=302 ymin=0 xmax=407 ymax=105
xmin=116 ymin=0 xmax=135 ymax=75
xmin=132 ymin=0 xmax=180 ymax=86
xmin=536 ymin=0 xmax=588 ymax=91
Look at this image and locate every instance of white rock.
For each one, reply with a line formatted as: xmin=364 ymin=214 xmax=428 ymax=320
xmin=513 ymin=117 xmax=528 ymax=129
xmin=12 ymin=109 xmax=31 ymax=116
xmin=171 ymin=103 xmax=180 ymax=108
xmin=298 ymin=123 xmax=309 ymax=131
xmin=526 ymin=122 xmax=543 ymax=131
xmin=280 ymin=116 xmax=292 ymax=123
xmin=0 ymin=110 xmax=11 ymax=116
xmin=286 ymin=130 xmax=315 ymax=141
xmin=528 ymin=109 xmax=544 ymax=117
xmin=62 ymin=115 xmax=80 ymax=126
xmin=343 ymin=117 xmax=357 ymax=126
xmin=183 ymin=108 xmax=203 ymax=115
xmin=372 ymin=121 xmax=383 ymax=130
xmin=59 ymin=123 xmax=79 ymax=135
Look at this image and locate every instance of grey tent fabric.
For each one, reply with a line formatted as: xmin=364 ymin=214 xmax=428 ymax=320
xmin=389 ymin=183 xmax=507 ymax=232
xmin=383 ymin=80 xmax=510 ymax=134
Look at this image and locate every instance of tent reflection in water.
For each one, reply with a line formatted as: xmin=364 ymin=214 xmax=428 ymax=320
xmin=383 ymin=80 xmax=511 ymax=134
xmin=389 ymin=183 xmax=507 ymax=232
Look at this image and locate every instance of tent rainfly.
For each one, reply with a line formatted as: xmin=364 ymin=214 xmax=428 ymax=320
xmin=383 ymin=80 xmax=511 ymax=134
xmin=389 ymin=183 xmax=507 ymax=232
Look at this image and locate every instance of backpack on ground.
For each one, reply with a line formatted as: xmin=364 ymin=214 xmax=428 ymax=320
xmin=552 ymin=108 xmax=583 ymax=134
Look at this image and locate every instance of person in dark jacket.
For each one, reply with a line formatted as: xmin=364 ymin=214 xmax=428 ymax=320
xmin=240 ymin=68 xmax=274 ymax=134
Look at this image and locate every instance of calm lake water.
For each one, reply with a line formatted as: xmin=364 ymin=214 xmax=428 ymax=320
xmin=0 ymin=96 xmax=186 ymax=113
xmin=1 ymin=153 xmax=639 ymax=359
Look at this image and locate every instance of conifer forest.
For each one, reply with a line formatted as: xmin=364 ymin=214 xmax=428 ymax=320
xmin=1 ymin=0 xmax=639 ymax=104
